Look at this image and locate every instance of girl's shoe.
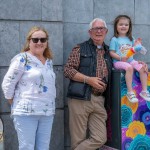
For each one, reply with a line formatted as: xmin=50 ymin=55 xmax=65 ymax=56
xmin=139 ymin=91 xmax=150 ymax=101
xmin=126 ymin=92 xmax=138 ymax=103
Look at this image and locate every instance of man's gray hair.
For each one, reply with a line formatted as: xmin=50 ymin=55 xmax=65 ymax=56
xmin=89 ymin=18 xmax=107 ymax=29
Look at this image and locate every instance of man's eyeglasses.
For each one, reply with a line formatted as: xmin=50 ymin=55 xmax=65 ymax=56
xmin=91 ymin=27 xmax=107 ymax=32
xmin=31 ymin=38 xmax=47 ymax=43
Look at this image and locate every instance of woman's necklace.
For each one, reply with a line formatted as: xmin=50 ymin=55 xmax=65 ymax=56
xmin=37 ymin=56 xmax=46 ymax=64
xmin=28 ymin=51 xmax=46 ymax=64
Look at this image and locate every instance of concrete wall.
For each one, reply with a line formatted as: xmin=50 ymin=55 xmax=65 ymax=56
xmin=0 ymin=0 xmax=64 ymax=150
xmin=63 ymin=0 xmax=150 ymax=150
xmin=0 ymin=0 xmax=150 ymax=150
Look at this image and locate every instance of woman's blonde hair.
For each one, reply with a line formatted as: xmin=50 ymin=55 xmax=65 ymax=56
xmin=21 ymin=26 xmax=53 ymax=59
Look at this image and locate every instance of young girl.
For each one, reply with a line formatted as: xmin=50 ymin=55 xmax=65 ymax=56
xmin=109 ymin=15 xmax=150 ymax=103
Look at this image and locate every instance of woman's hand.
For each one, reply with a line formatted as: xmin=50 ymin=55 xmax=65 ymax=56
xmin=8 ymin=99 xmax=13 ymax=105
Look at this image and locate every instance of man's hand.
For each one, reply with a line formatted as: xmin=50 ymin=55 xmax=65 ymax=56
xmin=88 ymin=77 xmax=107 ymax=91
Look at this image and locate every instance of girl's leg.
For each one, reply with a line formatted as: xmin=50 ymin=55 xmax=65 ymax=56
xmin=125 ymin=66 xmax=134 ymax=93
xmin=114 ymin=61 xmax=138 ymax=103
xmin=138 ymin=68 xmax=150 ymax=101
xmin=130 ymin=60 xmax=150 ymax=101
xmin=13 ymin=115 xmax=38 ymax=150
xmin=130 ymin=60 xmax=146 ymax=90
xmin=139 ymin=67 xmax=147 ymax=91
xmin=35 ymin=115 xmax=54 ymax=150
xmin=114 ymin=62 xmax=133 ymax=92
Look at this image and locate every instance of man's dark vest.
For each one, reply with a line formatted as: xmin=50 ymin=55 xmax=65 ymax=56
xmin=67 ymin=39 xmax=112 ymax=104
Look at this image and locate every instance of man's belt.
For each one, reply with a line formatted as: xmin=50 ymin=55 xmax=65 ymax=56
xmin=92 ymin=89 xmax=103 ymax=96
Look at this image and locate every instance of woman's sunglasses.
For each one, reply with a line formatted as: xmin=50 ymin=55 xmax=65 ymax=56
xmin=31 ymin=38 xmax=47 ymax=43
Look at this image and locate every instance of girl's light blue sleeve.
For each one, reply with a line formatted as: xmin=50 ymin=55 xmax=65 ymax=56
xmin=132 ymin=37 xmax=135 ymax=46
xmin=1 ymin=54 xmax=26 ymax=99
xmin=109 ymin=37 xmax=117 ymax=51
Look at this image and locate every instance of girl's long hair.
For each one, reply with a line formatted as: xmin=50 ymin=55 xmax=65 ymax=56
xmin=114 ymin=15 xmax=133 ymax=41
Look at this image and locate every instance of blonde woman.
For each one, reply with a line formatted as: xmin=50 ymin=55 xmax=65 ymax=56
xmin=2 ymin=26 xmax=56 ymax=150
